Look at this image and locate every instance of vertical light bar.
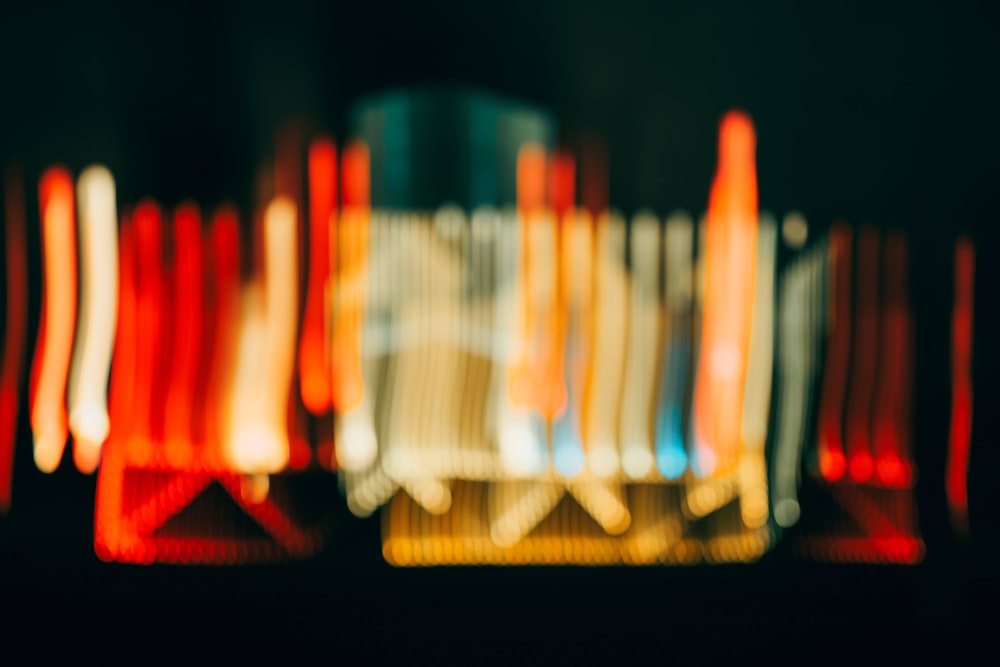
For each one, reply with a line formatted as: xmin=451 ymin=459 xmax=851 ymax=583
xmin=738 ymin=214 xmax=776 ymax=528
xmin=816 ymin=224 xmax=852 ymax=481
xmin=330 ymin=140 xmax=370 ymax=414
xmin=845 ymin=227 xmax=879 ymax=483
xmin=584 ymin=211 xmax=627 ymax=479
xmin=30 ymin=167 xmax=78 ymax=473
xmin=202 ymin=205 xmax=241 ymax=469
xmin=654 ymin=212 xmax=694 ymax=480
xmin=872 ymin=232 xmax=912 ymax=487
xmin=128 ymin=201 xmax=164 ymax=467
xmin=67 ymin=165 xmax=119 ymax=473
xmin=552 ymin=208 xmax=593 ymax=479
xmin=1 ymin=166 xmax=28 ymax=509
xmin=226 ymin=197 xmax=298 ymax=474
xmin=620 ymin=212 xmax=661 ymax=480
xmin=947 ymin=237 xmax=974 ymax=533
xmin=162 ymin=203 xmax=203 ymax=469
xmin=301 ymin=135 xmax=337 ymax=415
xmin=690 ymin=111 xmax=758 ymax=478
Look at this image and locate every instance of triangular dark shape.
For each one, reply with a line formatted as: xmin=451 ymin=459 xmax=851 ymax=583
xmin=153 ymin=480 xmax=273 ymax=542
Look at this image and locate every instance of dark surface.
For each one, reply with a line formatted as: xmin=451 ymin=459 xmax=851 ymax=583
xmin=1 ymin=0 xmax=998 ymax=661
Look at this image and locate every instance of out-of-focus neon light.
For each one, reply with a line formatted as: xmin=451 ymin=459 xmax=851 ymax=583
xmin=738 ymin=215 xmax=776 ymax=529
xmin=1 ymin=166 xmax=28 ymax=510
xmin=620 ymin=213 xmax=661 ymax=480
xmin=162 ymin=203 xmax=203 ymax=470
xmin=127 ymin=201 xmax=164 ymax=467
xmin=584 ymin=212 xmax=627 ymax=479
xmin=67 ymin=165 xmax=119 ymax=473
xmin=690 ymin=111 xmax=758 ymax=478
xmin=225 ymin=197 xmax=298 ymax=474
xmin=552 ymin=208 xmax=592 ymax=479
xmin=872 ymin=232 xmax=912 ymax=488
xmin=845 ymin=227 xmax=879 ymax=483
xmin=816 ymin=224 xmax=852 ymax=481
xmin=330 ymin=140 xmax=369 ymax=414
xmin=947 ymin=237 xmax=974 ymax=534
xmin=300 ymin=135 xmax=337 ymax=415
xmin=771 ymin=237 xmax=824 ymax=528
xmin=654 ymin=213 xmax=693 ymax=480
xmin=29 ymin=167 xmax=78 ymax=473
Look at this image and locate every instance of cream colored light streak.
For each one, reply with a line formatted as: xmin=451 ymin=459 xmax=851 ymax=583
xmin=620 ymin=212 xmax=661 ymax=480
xmin=737 ymin=215 xmax=776 ymax=529
xmin=585 ymin=212 xmax=627 ymax=479
xmin=67 ymin=165 xmax=118 ymax=473
xmin=225 ymin=197 xmax=297 ymax=474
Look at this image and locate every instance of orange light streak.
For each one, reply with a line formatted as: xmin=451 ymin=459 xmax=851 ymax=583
xmin=300 ymin=135 xmax=337 ymax=414
xmin=690 ymin=111 xmax=758 ymax=478
xmin=1 ymin=166 xmax=28 ymax=510
xmin=29 ymin=167 xmax=78 ymax=473
xmin=947 ymin=237 xmax=974 ymax=533
xmin=330 ymin=140 xmax=369 ymax=413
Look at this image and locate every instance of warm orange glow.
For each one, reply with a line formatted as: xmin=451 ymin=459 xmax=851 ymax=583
xmin=29 ymin=166 xmax=78 ymax=473
xmin=1 ymin=166 xmax=28 ymax=510
xmin=300 ymin=135 xmax=337 ymax=414
xmin=947 ymin=237 xmax=974 ymax=533
xmin=690 ymin=111 xmax=758 ymax=478
xmin=330 ymin=140 xmax=369 ymax=413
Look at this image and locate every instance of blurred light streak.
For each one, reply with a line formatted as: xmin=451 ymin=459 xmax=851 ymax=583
xmin=584 ymin=211 xmax=627 ymax=479
xmin=619 ymin=212 xmax=661 ymax=480
xmin=161 ymin=202 xmax=202 ymax=471
xmin=771 ymin=235 xmax=825 ymax=528
xmin=845 ymin=227 xmax=880 ymax=483
xmin=690 ymin=111 xmax=758 ymax=479
xmin=1 ymin=166 xmax=28 ymax=510
xmin=871 ymin=232 xmax=913 ymax=488
xmin=551 ymin=208 xmax=591 ymax=479
xmin=330 ymin=140 xmax=369 ymax=414
xmin=737 ymin=215 xmax=776 ymax=529
xmin=225 ymin=197 xmax=297 ymax=474
xmin=29 ymin=167 xmax=78 ymax=473
xmin=127 ymin=201 xmax=165 ymax=467
xmin=946 ymin=237 xmax=974 ymax=534
xmin=654 ymin=213 xmax=694 ymax=480
xmin=301 ymin=135 xmax=337 ymax=415
xmin=67 ymin=166 xmax=118 ymax=473
xmin=816 ymin=224 xmax=852 ymax=481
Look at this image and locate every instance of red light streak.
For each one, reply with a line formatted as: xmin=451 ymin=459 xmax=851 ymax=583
xmin=845 ymin=227 xmax=879 ymax=483
xmin=816 ymin=224 xmax=852 ymax=482
xmin=946 ymin=237 xmax=974 ymax=533
xmin=872 ymin=232 xmax=913 ymax=488
xmin=163 ymin=202 xmax=204 ymax=469
xmin=1 ymin=166 xmax=28 ymax=511
xmin=300 ymin=135 xmax=337 ymax=415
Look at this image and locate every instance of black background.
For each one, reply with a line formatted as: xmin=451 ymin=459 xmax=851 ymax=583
xmin=1 ymin=0 xmax=998 ymax=662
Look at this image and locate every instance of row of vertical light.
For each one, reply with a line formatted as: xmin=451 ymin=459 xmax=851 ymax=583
xmin=0 ymin=106 xmax=978 ymax=565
